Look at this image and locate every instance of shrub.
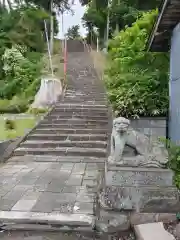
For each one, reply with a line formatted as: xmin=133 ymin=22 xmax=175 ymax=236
xmin=4 ymin=119 xmax=16 ymax=130
xmin=28 ymin=107 xmax=48 ymax=115
xmin=0 ymin=98 xmax=28 ymax=114
xmin=165 ymin=140 xmax=180 ymax=189
xmin=106 ymin=10 xmax=169 ymax=118
xmin=0 ymin=46 xmax=42 ymax=101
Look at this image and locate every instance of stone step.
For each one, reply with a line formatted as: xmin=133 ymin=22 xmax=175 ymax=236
xmin=41 ymin=119 xmax=108 ymax=125
xmin=50 ymin=111 xmax=108 ymax=117
xmin=51 ymin=108 xmax=108 ymax=113
xmin=14 ymin=147 xmax=107 ymax=157
xmin=46 ymin=115 xmax=108 ymax=120
xmin=55 ymin=103 xmax=107 ymax=108
xmin=27 ymin=133 xmax=107 ymax=141
xmin=20 ymin=140 xmax=107 ymax=148
xmin=65 ymin=93 xmax=107 ymax=97
xmin=20 ymin=140 xmax=107 ymax=149
xmin=64 ymin=96 xmax=107 ymax=100
xmin=0 ymin=211 xmax=95 ymax=231
xmin=34 ymin=128 xmax=107 ymax=135
xmin=37 ymin=123 xmax=108 ymax=129
xmin=61 ymin=100 xmax=107 ymax=105
xmin=54 ymin=105 xmax=107 ymax=109
xmin=9 ymin=155 xmax=106 ymax=163
xmin=106 ymin=166 xmax=173 ymax=187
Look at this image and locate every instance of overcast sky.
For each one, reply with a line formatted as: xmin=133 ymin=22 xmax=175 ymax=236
xmin=57 ymin=0 xmax=87 ymax=38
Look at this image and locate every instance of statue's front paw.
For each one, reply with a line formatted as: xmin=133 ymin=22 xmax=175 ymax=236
xmin=108 ymin=156 xmax=114 ymax=164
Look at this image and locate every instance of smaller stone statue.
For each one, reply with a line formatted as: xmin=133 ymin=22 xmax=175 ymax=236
xmin=108 ymin=117 xmax=168 ymax=168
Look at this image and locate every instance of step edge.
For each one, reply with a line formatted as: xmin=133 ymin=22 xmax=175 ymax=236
xmin=0 ymin=211 xmax=95 ymax=227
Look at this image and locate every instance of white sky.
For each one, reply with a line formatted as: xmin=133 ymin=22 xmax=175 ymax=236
xmin=57 ymin=0 xmax=87 ymax=38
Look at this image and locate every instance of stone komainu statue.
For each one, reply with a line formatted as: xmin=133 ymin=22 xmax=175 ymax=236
xmin=108 ymin=117 xmax=168 ymax=168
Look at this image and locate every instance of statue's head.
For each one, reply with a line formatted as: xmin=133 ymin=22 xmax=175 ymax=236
xmin=113 ymin=117 xmax=130 ymax=133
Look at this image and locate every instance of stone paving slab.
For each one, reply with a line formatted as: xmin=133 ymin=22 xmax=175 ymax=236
xmin=8 ymin=155 xmax=106 ymax=164
xmin=0 ymin=161 xmax=100 ymax=225
xmin=0 ymin=211 xmax=95 ymax=226
xmin=134 ymin=222 xmax=175 ymax=240
xmin=0 ymin=231 xmax=98 ymax=240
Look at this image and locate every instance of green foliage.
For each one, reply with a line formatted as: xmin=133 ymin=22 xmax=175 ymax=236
xmin=25 ymin=0 xmax=73 ymax=12
xmin=82 ymin=0 xmax=161 ymax=46
xmin=66 ymin=25 xmax=81 ymax=40
xmin=162 ymin=139 xmax=180 ymax=189
xmin=28 ymin=107 xmax=48 ymax=115
xmin=4 ymin=119 xmax=16 ymax=131
xmin=0 ymin=1 xmax=69 ymax=115
xmin=0 ymin=98 xmax=29 ymax=114
xmin=105 ymin=10 xmax=169 ymax=118
xmin=0 ymin=46 xmax=42 ymax=100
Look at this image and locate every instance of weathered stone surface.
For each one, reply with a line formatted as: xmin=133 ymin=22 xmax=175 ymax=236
xmin=99 ymin=186 xmax=180 ymax=212
xmin=0 ymin=211 xmax=95 ymax=227
xmin=106 ymin=167 xmax=173 ymax=187
xmin=174 ymin=223 xmax=180 ymax=239
xmin=130 ymin=213 xmax=177 ymax=225
xmin=134 ymin=222 xmax=175 ymax=240
xmin=96 ymin=210 xmax=130 ymax=233
xmin=108 ymin=116 xmax=168 ymax=168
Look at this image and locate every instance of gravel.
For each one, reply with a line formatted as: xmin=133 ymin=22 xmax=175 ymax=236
xmin=164 ymin=221 xmax=180 ymax=240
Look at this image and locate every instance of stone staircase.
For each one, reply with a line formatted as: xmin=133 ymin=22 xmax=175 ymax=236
xmin=0 ymin=40 xmax=110 ymax=235
xmin=13 ymin=41 xmax=109 ymax=159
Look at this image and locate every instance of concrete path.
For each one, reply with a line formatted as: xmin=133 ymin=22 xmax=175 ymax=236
xmin=0 ymin=41 xmax=109 ymax=231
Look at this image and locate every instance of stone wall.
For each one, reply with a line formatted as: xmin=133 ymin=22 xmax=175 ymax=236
xmin=131 ymin=117 xmax=166 ymax=138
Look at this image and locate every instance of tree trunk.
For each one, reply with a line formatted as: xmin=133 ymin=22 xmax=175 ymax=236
xmin=3 ymin=0 xmax=6 ymax=8
xmin=50 ymin=0 xmax=54 ymax=54
xmin=6 ymin=0 xmax=12 ymax=10
xmin=116 ymin=0 xmax=120 ymax=32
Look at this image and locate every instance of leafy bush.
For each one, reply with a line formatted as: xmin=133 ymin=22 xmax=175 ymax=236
xmin=164 ymin=140 xmax=180 ymax=189
xmin=0 ymin=46 xmax=42 ymax=101
xmin=106 ymin=10 xmax=169 ymax=118
xmin=28 ymin=107 xmax=48 ymax=115
xmin=4 ymin=119 xmax=16 ymax=130
xmin=0 ymin=98 xmax=28 ymax=114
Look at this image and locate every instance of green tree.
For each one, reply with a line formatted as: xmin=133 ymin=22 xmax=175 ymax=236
xmin=106 ymin=10 xmax=169 ymax=118
xmin=66 ymin=25 xmax=81 ymax=39
xmin=82 ymin=0 xmax=161 ymax=46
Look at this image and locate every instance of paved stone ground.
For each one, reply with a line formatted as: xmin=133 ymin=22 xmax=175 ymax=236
xmin=0 ymin=161 xmax=102 ymax=214
xmin=0 ymin=229 xmax=135 ymax=240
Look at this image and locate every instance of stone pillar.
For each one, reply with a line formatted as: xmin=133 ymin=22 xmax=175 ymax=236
xmin=169 ymin=22 xmax=180 ymax=144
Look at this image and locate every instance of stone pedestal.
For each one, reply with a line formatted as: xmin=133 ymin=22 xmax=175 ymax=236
xmin=100 ymin=163 xmax=179 ymax=213
xmin=97 ymin=161 xmax=180 ymax=233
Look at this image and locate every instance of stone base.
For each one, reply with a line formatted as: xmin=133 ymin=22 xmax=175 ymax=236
xmin=100 ymin=166 xmax=179 ymax=213
xmin=96 ymin=209 xmax=130 ymax=233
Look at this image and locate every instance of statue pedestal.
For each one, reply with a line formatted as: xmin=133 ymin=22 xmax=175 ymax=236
xmin=97 ymin=161 xmax=180 ymax=233
xmin=99 ymin=161 xmax=179 ymax=213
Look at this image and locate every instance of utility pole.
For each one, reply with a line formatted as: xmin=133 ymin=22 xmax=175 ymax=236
xmin=106 ymin=0 xmax=111 ymax=52
xmin=116 ymin=0 xmax=120 ymax=32
xmin=50 ymin=0 xmax=54 ymax=54
xmin=61 ymin=10 xmax=64 ymax=51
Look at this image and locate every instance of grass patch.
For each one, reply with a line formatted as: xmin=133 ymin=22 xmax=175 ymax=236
xmin=0 ymin=118 xmax=36 ymax=141
xmin=90 ymin=50 xmax=107 ymax=79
